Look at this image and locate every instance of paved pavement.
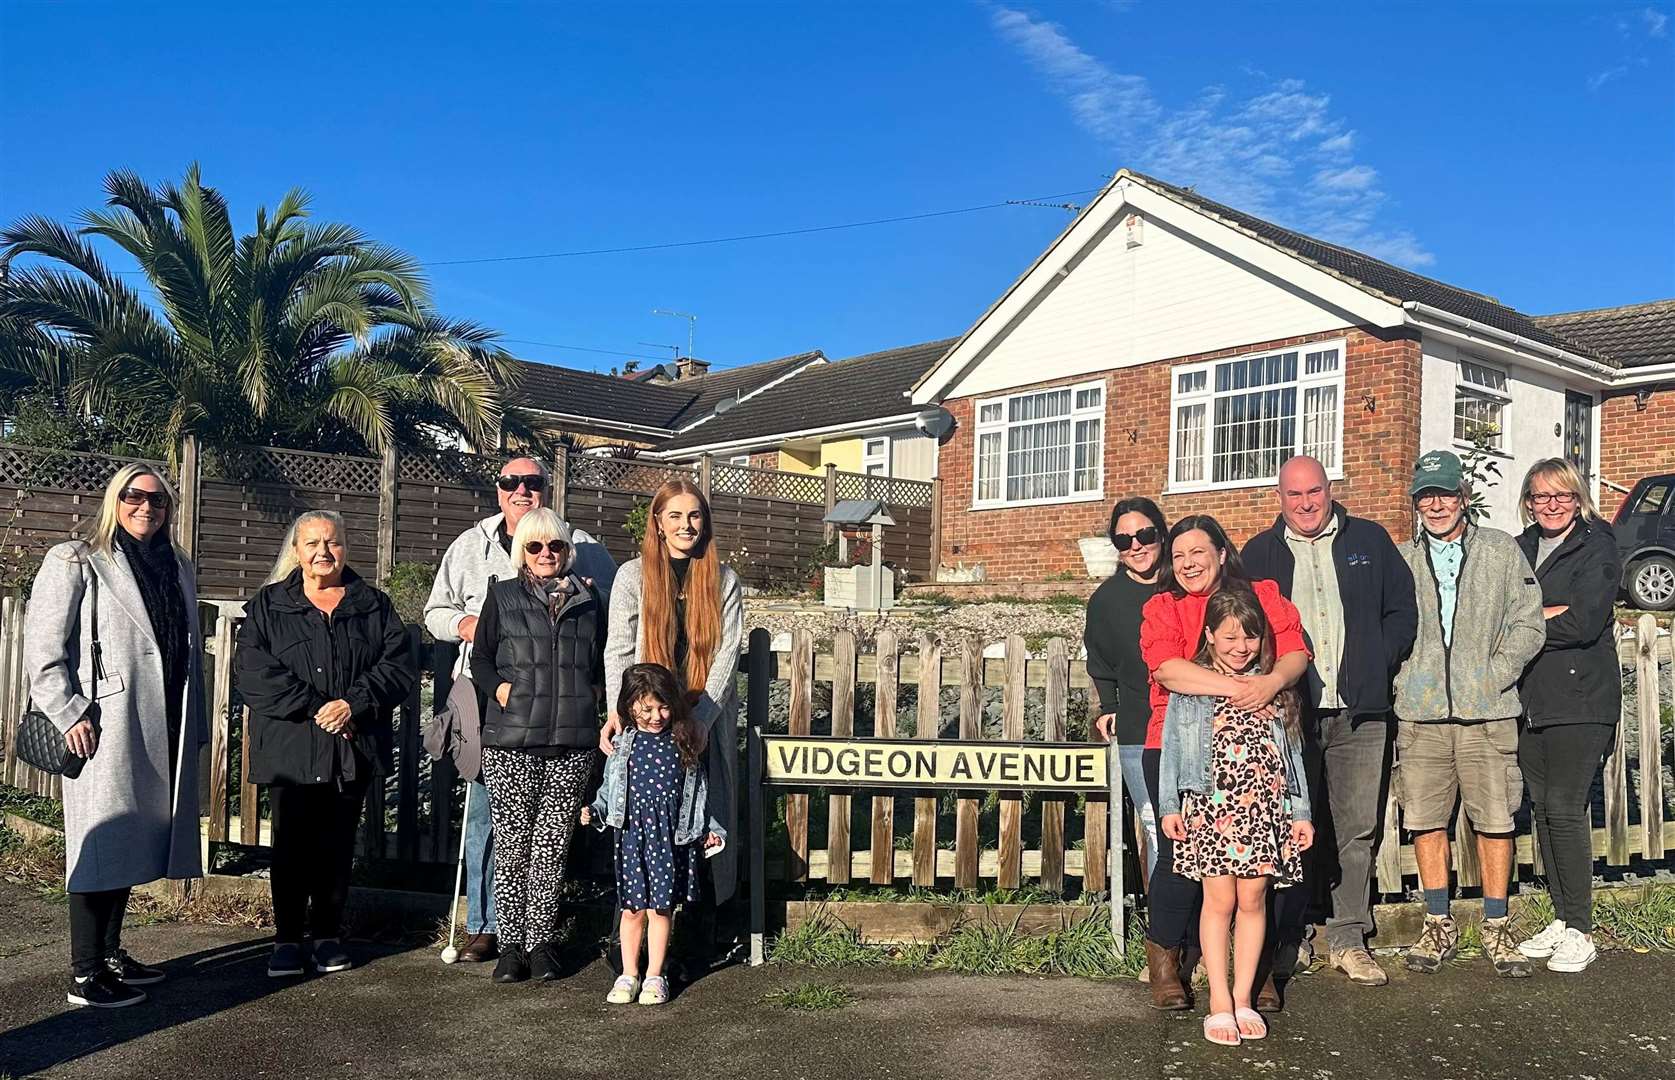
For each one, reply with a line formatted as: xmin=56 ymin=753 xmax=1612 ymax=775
xmin=2 ymin=879 xmax=1673 ymax=1080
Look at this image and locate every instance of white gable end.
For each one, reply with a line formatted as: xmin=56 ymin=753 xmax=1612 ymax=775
xmin=938 ymin=209 xmax=1361 ymax=401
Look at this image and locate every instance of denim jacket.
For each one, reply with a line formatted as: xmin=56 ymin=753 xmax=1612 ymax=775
xmin=586 ymin=727 xmax=728 ymax=854
xmin=1156 ymin=693 xmax=1311 ymax=824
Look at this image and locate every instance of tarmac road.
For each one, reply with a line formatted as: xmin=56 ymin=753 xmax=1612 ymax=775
xmin=2 ymin=879 xmax=1672 ymax=1080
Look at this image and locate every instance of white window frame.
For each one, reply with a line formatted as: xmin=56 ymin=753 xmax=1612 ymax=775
xmin=1167 ymin=339 xmax=1347 ymax=493
xmin=1453 ymin=357 xmax=1511 ymax=454
xmin=727 ymin=454 xmax=751 ymax=466
xmin=861 ymin=436 xmax=891 ymax=477
xmin=971 ymin=380 xmax=1105 ymax=508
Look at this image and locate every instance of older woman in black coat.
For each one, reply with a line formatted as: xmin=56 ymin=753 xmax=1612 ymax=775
xmin=236 ymin=510 xmax=414 ymax=978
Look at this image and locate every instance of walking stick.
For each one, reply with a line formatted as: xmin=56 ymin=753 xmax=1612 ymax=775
xmin=440 ymin=782 xmax=472 ymax=964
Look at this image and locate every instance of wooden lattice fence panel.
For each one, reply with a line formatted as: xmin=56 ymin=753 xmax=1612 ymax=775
xmin=393 ymin=449 xmax=504 ymax=566
xmin=831 ymin=470 xmax=935 ymax=579
xmin=710 ymin=461 xmax=825 ymax=504
xmin=197 ymin=447 xmax=380 ymax=598
xmin=0 ymin=442 xmax=167 ymax=579
xmin=563 ymin=457 xmax=697 ymax=566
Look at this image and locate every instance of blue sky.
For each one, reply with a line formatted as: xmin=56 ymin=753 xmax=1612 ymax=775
xmin=3 ymin=1 xmax=1671 ymax=374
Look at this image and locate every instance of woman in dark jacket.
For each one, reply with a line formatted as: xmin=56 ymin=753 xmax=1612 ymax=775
xmin=237 ymin=510 xmax=414 ymax=978
xmin=1513 ymin=458 xmax=1621 ymax=975
xmin=470 ymin=507 xmax=605 ymax=984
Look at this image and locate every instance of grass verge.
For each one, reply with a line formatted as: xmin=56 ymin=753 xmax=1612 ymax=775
xmin=762 ymin=980 xmax=857 ymax=1012
xmin=0 ymin=782 xmax=64 ymax=830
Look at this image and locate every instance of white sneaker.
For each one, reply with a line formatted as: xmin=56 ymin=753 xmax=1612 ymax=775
xmin=1546 ymin=928 xmax=1597 ymax=973
xmin=1517 ymin=918 xmax=1567 ymax=959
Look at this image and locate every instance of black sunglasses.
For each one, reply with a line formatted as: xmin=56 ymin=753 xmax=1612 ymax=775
xmin=118 ymin=487 xmax=172 ymax=511
xmin=496 ymin=473 xmax=546 ymax=493
xmin=523 ymin=539 xmax=567 ymax=556
xmin=1112 ymin=526 xmax=1160 ymax=551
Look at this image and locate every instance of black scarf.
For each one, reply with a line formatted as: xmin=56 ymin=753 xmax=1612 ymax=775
xmin=115 ymin=527 xmax=189 ymax=743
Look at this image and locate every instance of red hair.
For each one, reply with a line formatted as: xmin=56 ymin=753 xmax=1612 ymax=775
xmin=639 ymin=478 xmax=722 ymax=694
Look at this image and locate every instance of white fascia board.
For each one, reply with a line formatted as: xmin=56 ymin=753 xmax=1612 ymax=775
xmin=644 ymin=412 xmax=921 ymax=460
xmin=526 ymin=409 xmax=675 ymax=439
xmin=1599 ymin=363 xmax=1675 ymax=386
xmin=670 ymin=354 xmax=830 ymax=434
xmin=911 ymin=174 xmax=1405 ymax=405
xmin=1404 ymin=303 xmax=1618 ymax=388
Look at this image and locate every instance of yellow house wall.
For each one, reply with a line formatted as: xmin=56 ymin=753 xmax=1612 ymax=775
xmin=819 ymin=439 xmax=863 ymax=472
xmin=777 ymin=445 xmax=822 ymax=475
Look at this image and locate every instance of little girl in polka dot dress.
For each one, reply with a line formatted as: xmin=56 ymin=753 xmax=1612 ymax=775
xmin=582 ymin=663 xmax=724 ymax=1006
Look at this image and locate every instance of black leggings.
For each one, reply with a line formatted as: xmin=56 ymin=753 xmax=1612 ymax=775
xmin=269 ymin=777 xmax=369 ymax=944
xmin=1143 ymin=748 xmax=1202 ymax=949
xmin=69 ymin=887 xmax=132 ymax=978
xmin=1521 ymin=722 xmax=1613 ymax=935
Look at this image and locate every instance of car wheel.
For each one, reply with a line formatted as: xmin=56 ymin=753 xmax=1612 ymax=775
xmin=1629 ymin=555 xmax=1675 ymax=610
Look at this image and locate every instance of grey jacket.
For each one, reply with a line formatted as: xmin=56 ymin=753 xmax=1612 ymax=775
xmin=24 ymin=541 xmax=208 ymax=891
xmin=586 ymin=727 xmax=727 ymax=852
xmin=1156 ymin=692 xmax=1311 ymax=823
xmin=423 ymin=513 xmax=616 ymax=676
xmin=1394 ymin=523 xmax=1546 ymax=723
xmin=604 ymin=557 xmax=744 ymax=902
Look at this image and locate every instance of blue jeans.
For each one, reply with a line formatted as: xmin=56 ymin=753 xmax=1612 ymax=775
xmin=465 ymin=779 xmax=496 ymax=935
xmin=1119 ymin=743 xmax=1158 ymax=881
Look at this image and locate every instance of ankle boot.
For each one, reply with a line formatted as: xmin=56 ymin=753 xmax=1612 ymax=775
xmin=1146 ymin=941 xmax=1190 ymax=1010
xmin=1254 ymin=942 xmax=1283 ymax=1011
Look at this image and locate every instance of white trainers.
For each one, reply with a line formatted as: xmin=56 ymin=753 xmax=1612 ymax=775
xmin=1545 ymin=927 xmax=1597 ymax=973
xmin=1517 ymin=918 xmax=1567 ymax=959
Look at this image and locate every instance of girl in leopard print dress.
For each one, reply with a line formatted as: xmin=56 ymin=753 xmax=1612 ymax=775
xmin=1157 ymin=588 xmax=1314 ymax=1047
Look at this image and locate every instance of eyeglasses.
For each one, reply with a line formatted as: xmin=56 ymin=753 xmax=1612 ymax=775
xmin=1112 ymin=527 xmax=1160 ymax=551
xmin=524 ymin=539 xmax=567 ymax=557
xmin=1528 ymin=492 xmax=1578 ymax=506
xmin=496 ymin=473 xmax=545 ymax=493
xmin=1416 ymin=491 xmax=1462 ymax=507
xmin=118 ymin=487 xmax=172 ymax=511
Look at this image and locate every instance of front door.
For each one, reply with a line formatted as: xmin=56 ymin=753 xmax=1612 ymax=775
xmin=1564 ymin=391 xmax=1593 ymax=478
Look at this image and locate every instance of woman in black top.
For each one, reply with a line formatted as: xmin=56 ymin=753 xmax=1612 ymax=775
xmin=237 ymin=510 xmax=414 ymax=978
xmin=1086 ymin=496 xmax=1169 ymax=881
xmin=470 ymin=507 xmax=606 ymax=984
xmin=1513 ymin=459 xmax=1621 ymax=975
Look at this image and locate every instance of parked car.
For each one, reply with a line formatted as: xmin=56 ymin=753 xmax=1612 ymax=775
xmin=1615 ymin=473 xmax=1675 ymax=610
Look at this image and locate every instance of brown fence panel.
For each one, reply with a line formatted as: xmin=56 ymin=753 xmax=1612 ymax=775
xmin=832 ymin=470 xmax=935 ymax=579
xmin=197 ymin=447 xmax=380 ymax=599
xmin=0 ymin=443 xmax=166 ymax=577
xmin=564 ymin=457 xmax=697 ymax=566
xmin=392 ymin=450 xmax=502 ymax=567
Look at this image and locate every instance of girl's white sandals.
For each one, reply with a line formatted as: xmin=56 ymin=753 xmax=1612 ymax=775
xmin=606 ymin=975 xmax=640 ymax=1004
xmin=1203 ymin=1012 xmax=1241 ymax=1046
xmin=1234 ymin=1006 xmax=1268 ymax=1040
xmin=638 ymin=975 xmax=671 ymax=1005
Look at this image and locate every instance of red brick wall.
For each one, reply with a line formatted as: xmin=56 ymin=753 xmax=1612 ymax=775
xmin=1599 ymin=389 xmax=1675 ymax=519
xmin=936 ymin=326 xmax=1423 ymax=580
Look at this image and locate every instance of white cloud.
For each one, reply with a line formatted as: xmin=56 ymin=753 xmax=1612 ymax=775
xmin=1643 ymin=7 xmax=1669 ymax=37
xmin=1588 ymin=64 xmax=1630 ymax=90
xmin=989 ymin=7 xmax=1434 ymax=267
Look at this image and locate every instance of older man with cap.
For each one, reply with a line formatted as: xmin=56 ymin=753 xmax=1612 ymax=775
xmin=1243 ymin=455 xmax=1417 ymax=989
xmin=424 ymin=454 xmax=617 ymax=964
xmin=1394 ymin=449 xmax=1544 ymax=978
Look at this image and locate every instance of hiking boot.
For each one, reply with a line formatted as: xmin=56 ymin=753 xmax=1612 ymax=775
xmin=1545 ymin=927 xmax=1598 ymax=974
xmin=1405 ymin=914 xmax=1458 ymax=974
xmin=493 ymin=946 xmax=530 ymax=984
xmin=268 ymin=942 xmax=306 ymax=978
xmin=1518 ymin=919 xmax=1567 ymax=959
xmin=1145 ymin=941 xmax=1190 ymax=1010
xmin=458 ymin=933 xmax=499 ymax=963
xmin=1329 ymin=946 xmax=1389 ymax=986
xmin=105 ymin=948 xmax=165 ymax=985
xmin=529 ymin=943 xmax=563 ymax=982
xmin=312 ymin=939 xmax=352 ymax=974
xmin=1481 ymin=916 xmax=1532 ymax=978
xmin=67 ymin=970 xmax=146 ymax=1008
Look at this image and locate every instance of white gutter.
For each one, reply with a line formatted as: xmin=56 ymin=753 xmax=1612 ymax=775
xmin=645 ymin=412 xmax=922 ymax=460
xmin=1401 ymin=301 xmax=1619 ymax=381
xmin=526 ymin=408 xmax=675 ymax=440
xmin=1606 ymin=362 xmax=1675 ymax=387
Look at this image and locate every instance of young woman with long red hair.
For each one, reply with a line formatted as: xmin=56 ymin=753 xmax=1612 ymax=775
xmin=602 ymin=478 xmax=744 ymax=971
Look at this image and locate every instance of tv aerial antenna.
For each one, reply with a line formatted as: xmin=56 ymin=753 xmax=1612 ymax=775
xmin=652 ymin=309 xmax=697 ymax=359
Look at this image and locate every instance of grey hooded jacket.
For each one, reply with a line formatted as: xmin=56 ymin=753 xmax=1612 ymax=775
xmin=1156 ymin=692 xmax=1312 ymax=824
xmin=587 ymin=726 xmax=727 ymax=852
xmin=1394 ymin=522 xmax=1545 ymax=723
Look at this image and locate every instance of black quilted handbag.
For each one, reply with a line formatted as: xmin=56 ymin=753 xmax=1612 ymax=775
xmin=16 ymin=561 xmax=101 ymax=779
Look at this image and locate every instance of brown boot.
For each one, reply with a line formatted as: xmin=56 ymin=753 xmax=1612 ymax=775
xmin=1254 ymin=943 xmax=1283 ymax=1012
xmin=458 ymin=933 xmax=499 ymax=963
xmin=1146 ymin=942 xmax=1190 ymax=1010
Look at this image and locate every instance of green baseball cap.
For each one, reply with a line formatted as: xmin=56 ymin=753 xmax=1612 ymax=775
xmin=1410 ymin=450 xmax=1465 ymax=496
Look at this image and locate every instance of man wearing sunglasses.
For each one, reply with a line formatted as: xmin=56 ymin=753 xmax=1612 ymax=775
xmin=1242 ymin=455 xmax=1418 ymax=990
xmin=423 ymin=455 xmax=618 ymax=964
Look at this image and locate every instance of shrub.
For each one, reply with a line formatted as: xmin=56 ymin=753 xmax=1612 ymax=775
xmin=384 ymin=562 xmax=436 ymax=627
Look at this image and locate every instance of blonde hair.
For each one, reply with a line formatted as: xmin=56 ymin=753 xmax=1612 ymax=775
xmin=510 ymin=507 xmax=573 ymax=574
xmin=81 ymin=463 xmax=179 ymax=557
xmin=1519 ymin=457 xmax=1599 ymax=527
xmin=268 ymin=510 xmax=349 ymax=583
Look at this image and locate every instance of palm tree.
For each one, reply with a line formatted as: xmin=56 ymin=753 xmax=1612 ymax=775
xmin=0 ymin=165 xmax=525 ymax=459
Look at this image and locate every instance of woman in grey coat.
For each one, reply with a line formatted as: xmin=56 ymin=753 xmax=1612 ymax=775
xmin=25 ymin=464 xmax=207 ymax=1009
xmin=602 ymin=478 xmax=743 ymax=965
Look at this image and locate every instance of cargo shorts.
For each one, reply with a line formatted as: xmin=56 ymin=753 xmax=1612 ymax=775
xmin=1394 ymin=718 xmax=1523 ymax=834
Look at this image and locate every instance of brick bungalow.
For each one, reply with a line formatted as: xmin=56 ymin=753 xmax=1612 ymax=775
xmin=911 ymin=169 xmax=1669 ymax=582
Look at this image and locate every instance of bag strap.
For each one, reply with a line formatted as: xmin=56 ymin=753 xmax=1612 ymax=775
xmin=84 ymin=544 xmax=105 ymax=682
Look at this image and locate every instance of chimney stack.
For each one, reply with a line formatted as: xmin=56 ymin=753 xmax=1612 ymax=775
xmin=675 ymin=356 xmax=711 ymax=380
